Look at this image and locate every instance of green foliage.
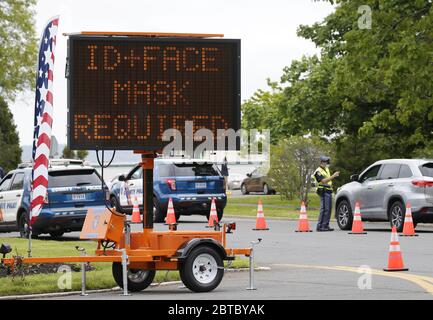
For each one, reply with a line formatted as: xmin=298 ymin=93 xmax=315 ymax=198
xmin=268 ymin=136 xmax=333 ymax=204
xmin=76 ymin=150 xmax=89 ymax=160
xmin=62 ymin=146 xmax=89 ymax=160
xmin=243 ymin=0 xmax=433 ymax=184
xmin=0 ymin=97 xmax=22 ymax=172
xmin=0 ymin=1 xmax=36 ymax=172
xmin=298 ymin=0 xmax=433 ymax=155
xmin=62 ymin=146 xmax=75 ymax=159
xmin=0 ymin=0 xmax=37 ymax=101
xmin=241 ymin=80 xmax=288 ymax=144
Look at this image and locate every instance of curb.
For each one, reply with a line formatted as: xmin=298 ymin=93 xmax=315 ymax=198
xmin=0 ymin=267 xmax=270 ymax=300
xmin=0 ymin=287 xmax=120 ymax=300
xmin=224 ymin=215 xmax=335 ymax=222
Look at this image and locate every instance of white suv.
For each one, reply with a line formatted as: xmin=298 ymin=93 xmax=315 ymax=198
xmin=335 ymin=159 xmax=433 ymax=232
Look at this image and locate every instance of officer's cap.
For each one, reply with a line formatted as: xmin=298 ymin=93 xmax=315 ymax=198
xmin=319 ymin=156 xmax=331 ymax=163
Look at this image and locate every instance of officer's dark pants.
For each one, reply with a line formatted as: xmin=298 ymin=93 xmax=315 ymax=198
xmin=317 ymin=191 xmax=332 ymax=230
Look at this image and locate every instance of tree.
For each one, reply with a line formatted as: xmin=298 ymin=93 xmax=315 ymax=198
xmin=244 ymin=0 xmax=433 ymax=185
xmin=241 ymin=80 xmax=288 ymax=144
xmin=0 ymin=1 xmax=36 ymax=172
xmin=296 ymin=0 xmax=433 ymax=156
xmin=76 ymin=150 xmax=88 ymax=160
xmin=0 ymin=0 xmax=37 ymax=101
xmin=0 ymin=97 xmax=22 ymax=172
xmin=268 ymin=136 xmax=333 ymax=204
xmin=62 ymin=146 xmax=75 ymax=159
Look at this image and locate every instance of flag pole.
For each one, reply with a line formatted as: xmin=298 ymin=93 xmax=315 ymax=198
xmin=28 ymin=221 xmax=32 ymax=257
xmin=28 ymin=182 xmax=32 ymax=258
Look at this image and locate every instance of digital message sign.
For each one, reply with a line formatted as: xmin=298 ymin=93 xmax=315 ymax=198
xmin=67 ymin=36 xmax=240 ymax=150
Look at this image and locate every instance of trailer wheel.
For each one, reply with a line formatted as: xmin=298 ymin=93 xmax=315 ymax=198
xmin=112 ymin=263 xmax=156 ymax=292
xmin=179 ymin=245 xmax=224 ymax=292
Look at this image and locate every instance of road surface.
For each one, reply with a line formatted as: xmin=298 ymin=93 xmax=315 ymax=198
xmin=4 ymin=215 xmax=431 ymax=300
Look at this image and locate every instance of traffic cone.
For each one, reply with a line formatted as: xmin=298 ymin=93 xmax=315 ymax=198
xmin=131 ymin=196 xmax=142 ymax=223
xmin=207 ymin=198 xmax=219 ymax=228
xmin=295 ymin=201 xmax=312 ymax=232
xmin=401 ymin=202 xmax=418 ymax=237
xmin=348 ymin=201 xmax=367 ymax=234
xmin=253 ymin=199 xmax=269 ymax=231
xmin=165 ymin=197 xmax=177 ymax=225
xmin=384 ymin=226 xmax=409 ymax=272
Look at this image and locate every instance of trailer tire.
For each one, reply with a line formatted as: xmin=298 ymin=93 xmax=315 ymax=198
xmin=179 ymin=245 xmax=224 ymax=292
xmin=112 ymin=262 xmax=156 ymax=292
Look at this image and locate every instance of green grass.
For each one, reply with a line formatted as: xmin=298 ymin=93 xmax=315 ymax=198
xmin=224 ymin=194 xmax=321 ymax=219
xmin=0 ymin=237 xmax=250 ymax=296
xmin=227 ymin=194 xmax=321 ymax=207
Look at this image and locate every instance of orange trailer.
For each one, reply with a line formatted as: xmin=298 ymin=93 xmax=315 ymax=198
xmin=0 ymin=152 xmax=251 ymax=293
xmin=0 ymin=32 xmax=250 ymax=294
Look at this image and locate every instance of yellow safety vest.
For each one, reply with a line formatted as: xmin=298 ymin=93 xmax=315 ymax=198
xmin=314 ymin=166 xmax=333 ymax=191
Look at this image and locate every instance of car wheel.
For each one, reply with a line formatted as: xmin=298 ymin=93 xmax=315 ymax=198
xmin=110 ymin=196 xmax=122 ymax=212
xmin=112 ymin=262 xmax=156 ymax=292
xmin=336 ymin=199 xmax=353 ymax=231
xmin=217 ymin=209 xmax=223 ymax=221
xmin=263 ymin=183 xmax=270 ymax=195
xmin=18 ymin=213 xmax=30 ymax=238
xmin=241 ymin=184 xmax=249 ymax=195
xmin=49 ymin=231 xmax=64 ymax=238
xmin=153 ymin=197 xmax=165 ymax=223
xmin=179 ymin=245 xmax=224 ymax=292
xmin=389 ymin=200 xmax=405 ymax=232
xmin=175 ymin=213 xmax=181 ymax=222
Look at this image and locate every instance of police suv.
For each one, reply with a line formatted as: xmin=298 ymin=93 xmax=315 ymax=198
xmin=110 ymin=158 xmax=227 ymax=223
xmin=0 ymin=159 xmax=106 ymax=238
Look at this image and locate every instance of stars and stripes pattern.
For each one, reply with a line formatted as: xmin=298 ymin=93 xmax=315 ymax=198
xmin=30 ymin=16 xmax=59 ymax=225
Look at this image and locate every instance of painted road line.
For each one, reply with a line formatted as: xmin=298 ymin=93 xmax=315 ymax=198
xmin=273 ymin=264 xmax=433 ymax=295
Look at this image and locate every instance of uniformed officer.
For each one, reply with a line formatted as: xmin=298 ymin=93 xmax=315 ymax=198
xmin=314 ymin=156 xmax=339 ymax=232
xmin=221 ymin=156 xmax=229 ymax=186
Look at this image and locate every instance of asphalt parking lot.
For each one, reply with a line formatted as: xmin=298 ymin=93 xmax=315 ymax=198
xmin=5 ymin=215 xmax=432 ymax=300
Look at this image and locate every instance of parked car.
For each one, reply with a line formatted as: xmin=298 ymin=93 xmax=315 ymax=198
xmin=241 ymin=167 xmax=276 ymax=195
xmin=227 ymin=173 xmax=243 ymax=190
xmin=0 ymin=159 xmax=106 ymax=238
xmin=335 ymin=159 xmax=433 ymax=232
xmin=106 ymin=173 xmax=126 ymax=190
xmin=109 ymin=158 xmax=227 ymax=223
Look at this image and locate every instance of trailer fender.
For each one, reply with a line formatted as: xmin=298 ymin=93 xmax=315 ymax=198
xmin=175 ymin=238 xmax=233 ymax=262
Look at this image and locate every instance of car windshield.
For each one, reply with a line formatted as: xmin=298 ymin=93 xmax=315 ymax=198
xmin=420 ymin=163 xmax=433 ymax=178
xmin=48 ymin=169 xmax=102 ymax=188
xmin=172 ymin=163 xmax=220 ymax=177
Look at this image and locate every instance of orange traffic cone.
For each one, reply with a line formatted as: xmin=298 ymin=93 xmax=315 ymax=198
xmin=384 ymin=226 xmax=409 ymax=272
xmin=253 ymin=199 xmax=269 ymax=231
xmin=295 ymin=201 xmax=312 ymax=232
xmin=131 ymin=196 xmax=142 ymax=223
xmin=207 ymin=198 xmax=219 ymax=228
xmin=165 ymin=197 xmax=177 ymax=225
xmin=348 ymin=201 xmax=367 ymax=234
xmin=401 ymin=202 xmax=418 ymax=237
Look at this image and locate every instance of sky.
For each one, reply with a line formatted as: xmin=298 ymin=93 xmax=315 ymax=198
xmin=10 ymin=0 xmax=334 ymax=147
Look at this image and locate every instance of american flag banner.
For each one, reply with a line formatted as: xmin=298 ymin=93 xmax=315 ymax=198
xmin=30 ymin=16 xmax=59 ymax=225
